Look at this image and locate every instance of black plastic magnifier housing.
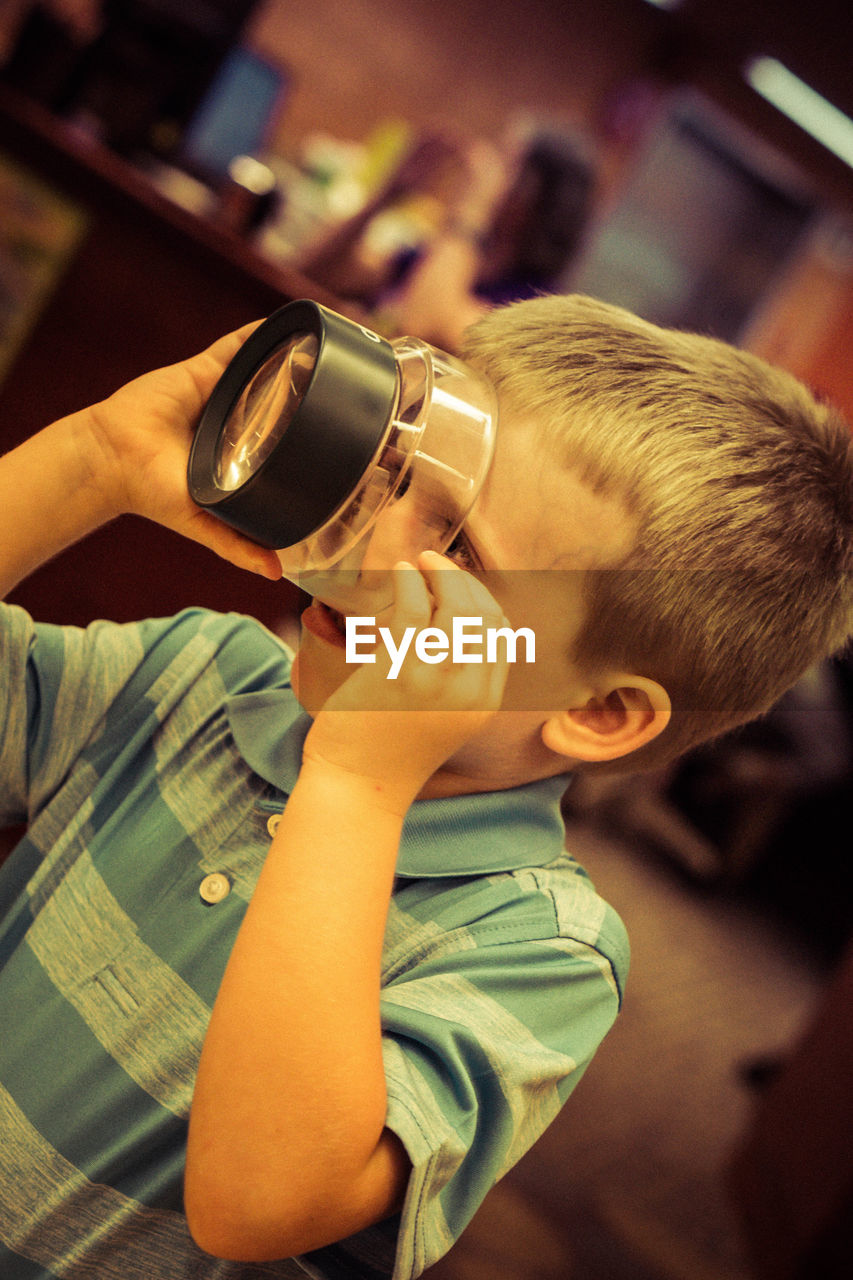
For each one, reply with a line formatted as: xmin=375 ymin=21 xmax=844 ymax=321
xmin=188 ymin=299 xmax=498 ymax=590
xmin=187 ymin=300 xmax=399 ymax=549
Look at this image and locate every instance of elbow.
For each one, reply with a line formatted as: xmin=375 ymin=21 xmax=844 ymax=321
xmin=185 ymin=1170 xmax=309 ymax=1262
xmin=185 ymin=1184 xmax=255 ymax=1261
xmin=184 ymin=1160 xmax=384 ymax=1262
xmin=186 ymin=1195 xmax=303 ymax=1262
xmin=184 ymin=1114 xmax=409 ymax=1259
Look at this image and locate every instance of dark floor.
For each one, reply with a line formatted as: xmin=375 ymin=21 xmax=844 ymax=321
xmin=424 ymin=802 xmax=830 ymax=1280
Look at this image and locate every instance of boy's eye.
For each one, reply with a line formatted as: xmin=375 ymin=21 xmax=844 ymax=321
xmin=444 ymin=530 xmax=480 ymax=570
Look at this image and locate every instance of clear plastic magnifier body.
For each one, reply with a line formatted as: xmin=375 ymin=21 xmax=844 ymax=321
xmin=188 ymin=300 xmax=498 ymax=610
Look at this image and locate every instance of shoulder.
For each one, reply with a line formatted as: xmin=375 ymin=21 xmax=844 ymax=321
xmin=103 ymin=607 xmax=295 ymax=700
xmin=0 ymin=601 xmax=291 ymax=674
xmin=1 ymin=604 xmax=297 ymax=819
xmin=378 ymin=848 xmax=627 ymax=1277
xmin=3 ymin=602 xmax=296 ymax=748
xmin=388 ymin=847 xmax=630 ymax=1007
xmin=511 ymin=851 xmax=631 ymax=1001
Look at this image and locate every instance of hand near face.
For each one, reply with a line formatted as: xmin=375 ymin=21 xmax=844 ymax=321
xmin=85 ymin=323 xmax=282 ymax=580
xmin=302 ymin=551 xmax=511 ymax=813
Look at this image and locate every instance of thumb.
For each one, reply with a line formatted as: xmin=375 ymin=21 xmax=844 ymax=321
xmin=181 ymin=320 xmax=264 ymax=407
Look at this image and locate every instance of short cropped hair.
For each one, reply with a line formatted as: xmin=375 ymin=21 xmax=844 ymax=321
xmin=462 ymin=294 xmax=853 ymax=768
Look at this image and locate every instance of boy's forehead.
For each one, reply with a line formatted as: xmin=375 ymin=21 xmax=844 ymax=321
xmin=470 ymin=410 xmax=637 ymax=571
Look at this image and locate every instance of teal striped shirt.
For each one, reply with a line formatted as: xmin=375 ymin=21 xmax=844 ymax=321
xmin=0 ymin=603 xmax=628 ymax=1279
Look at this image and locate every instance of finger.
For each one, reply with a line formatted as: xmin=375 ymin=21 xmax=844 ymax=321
xmin=182 ymin=320 xmax=264 ymax=401
xmin=415 ymin=552 xmax=512 ymax=703
xmin=183 ymin=509 xmax=282 ymax=580
xmin=387 ymin=559 xmax=433 ymax=632
xmin=417 ymin=550 xmax=505 ymax=627
xmin=198 ymin=319 xmax=264 ymax=365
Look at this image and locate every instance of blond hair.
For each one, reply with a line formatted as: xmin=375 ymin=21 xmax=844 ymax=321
xmin=462 ymin=294 xmax=853 ymax=768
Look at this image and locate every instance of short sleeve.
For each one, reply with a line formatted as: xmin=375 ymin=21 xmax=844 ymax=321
xmin=0 ymin=602 xmax=150 ymax=827
xmin=0 ymin=601 xmax=216 ymax=824
xmin=0 ymin=602 xmax=298 ymax=836
xmin=378 ymin=878 xmax=626 ymax=1279
xmin=0 ymin=603 xmax=35 ymax=825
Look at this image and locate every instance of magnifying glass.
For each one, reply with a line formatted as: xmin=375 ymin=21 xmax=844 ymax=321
xmin=187 ymin=300 xmax=497 ymax=601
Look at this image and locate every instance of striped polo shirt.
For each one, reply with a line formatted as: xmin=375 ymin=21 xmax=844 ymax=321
xmin=0 ymin=603 xmax=629 ymax=1279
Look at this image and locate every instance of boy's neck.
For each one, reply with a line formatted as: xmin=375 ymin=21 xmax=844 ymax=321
xmin=418 ymin=728 xmax=574 ymax=800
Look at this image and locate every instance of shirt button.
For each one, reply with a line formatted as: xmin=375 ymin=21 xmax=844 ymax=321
xmin=267 ymin=813 xmax=282 ymax=837
xmin=199 ymin=872 xmax=231 ymax=905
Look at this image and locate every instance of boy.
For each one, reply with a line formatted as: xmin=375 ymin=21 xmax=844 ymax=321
xmin=0 ymin=295 xmax=850 ymax=1280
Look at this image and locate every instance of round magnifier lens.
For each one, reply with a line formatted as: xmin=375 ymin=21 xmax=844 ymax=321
xmin=214 ymin=331 xmax=319 ymax=491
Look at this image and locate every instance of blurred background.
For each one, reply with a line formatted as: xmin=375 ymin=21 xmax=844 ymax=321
xmin=0 ymin=2 xmax=852 ymax=1277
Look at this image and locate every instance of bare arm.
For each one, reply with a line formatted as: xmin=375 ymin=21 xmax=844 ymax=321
xmin=0 ymin=324 xmax=281 ymax=601
xmin=1 ymin=337 xmax=507 ymax=1261
xmin=185 ymin=554 xmax=510 ymax=1260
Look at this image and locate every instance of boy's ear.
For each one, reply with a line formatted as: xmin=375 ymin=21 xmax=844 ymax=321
xmin=541 ymin=675 xmax=671 ymax=764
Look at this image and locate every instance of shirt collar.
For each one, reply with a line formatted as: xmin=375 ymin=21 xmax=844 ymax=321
xmin=225 ymin=688 xmax=570 ymax=879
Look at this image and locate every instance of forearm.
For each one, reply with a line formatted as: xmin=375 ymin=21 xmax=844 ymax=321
xmin=186 ymin=555 xmax=509 ymax=1260
xmin=1 ymin=326 xmax=282 ymax=601
xmin=185 ymin=758 xmax=409 ymax=1260
xmin=0 ymin=408 xmax=118 ymax=599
